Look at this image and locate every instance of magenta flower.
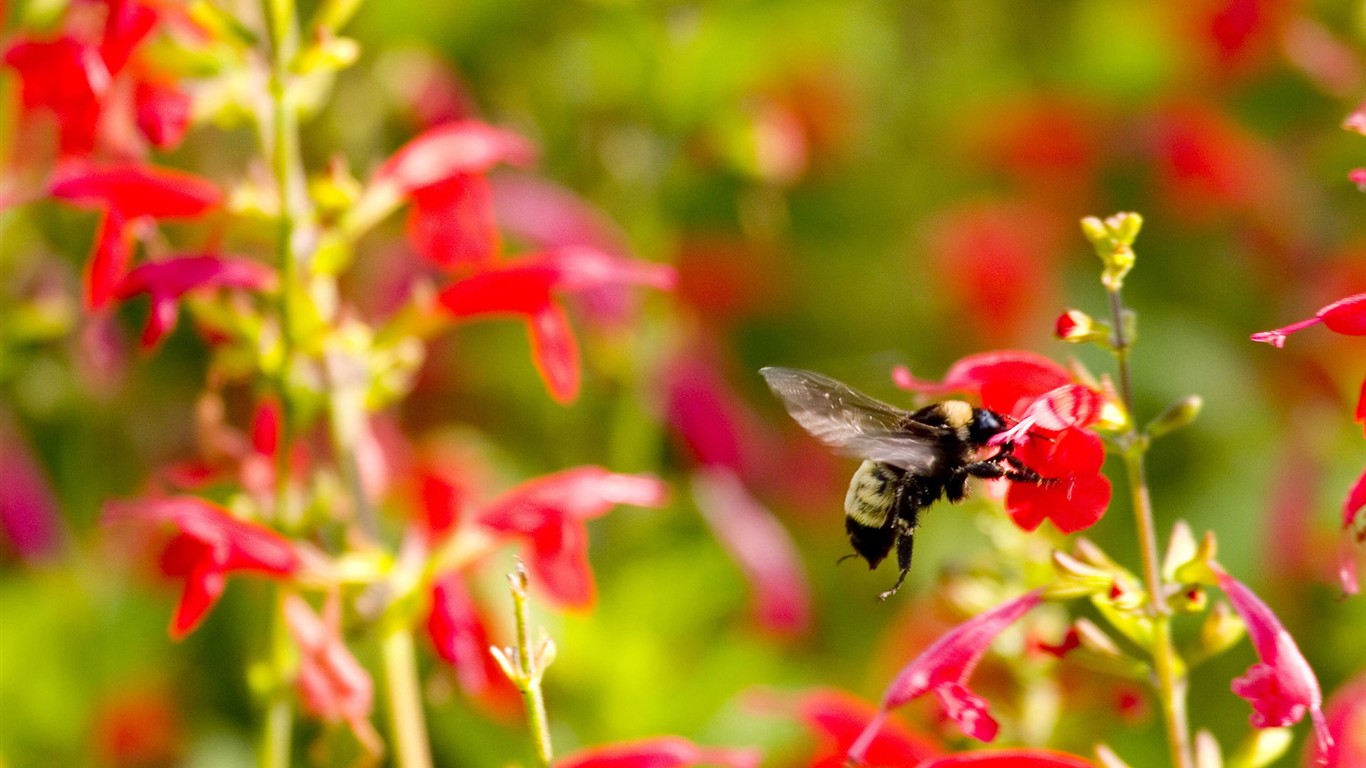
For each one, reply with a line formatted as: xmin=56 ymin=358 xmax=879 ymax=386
xmin=554 ymin=736 xmax=760 ymax=768
xmin=478 ymin=468 xmax=668 ymax=608
xmin=49 ymin=164 xmax=223 ymax=309
xmin=0 ymin=424 xmax=61 ymax=560
xmin=796 ymin=689 xmax=941 ymax=768
xmin=284 ymin=595 xmax=382 ymax=755
xmin=1250 ymin=293 xmax=1366 ymax=347
xmin=848 ymin=590 xmax=1044 ymax=760
xmin=104 ymin=497 xmax=300 ymax=639
xmin=690 ymin=467 xmax=810 ymax=634
xmin=1211 ymin=565 xmax=1332 ymax=763
xmin=1340 ymin=467 xmax=1366 ymax=595
xmin=916 ymin=750 xmax=1094 ymax=767
xmin=112 ymin=254 xmax=276 ymax=347
xmin=365 ymin=120 xmax=536 ymax=269
xmin=437 ymin=246 xmax=675 ymax=403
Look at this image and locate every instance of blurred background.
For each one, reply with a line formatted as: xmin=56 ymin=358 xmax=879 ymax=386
xmin=2 ymin=0 xmax=1365 ymax=766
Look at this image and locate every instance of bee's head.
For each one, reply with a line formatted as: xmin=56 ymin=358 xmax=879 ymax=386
xmin=967 ymin=408 xmax=1007 ymax=445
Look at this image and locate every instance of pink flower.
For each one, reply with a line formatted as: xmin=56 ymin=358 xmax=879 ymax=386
xmin=436 ymin=246 xmax=675 ymax=403
xmin=554 ymin=737 xmax=760 ymax=768
xmin=1212 ymin=565 xmax=1332 ymax=763
xmin=478 ymin=468 xmax=668 ymax=608
xmin=49 ymin=164 xmax=223 ymax=308
xmin=284 ymin=595 xmax=382 ymax=755
xmin=0 ymin=422 xmax=61 ymax=560
xmin=134 ymin=80 xmax=193 ymax=150
xmin=1340 ymin=467 xmax=1366 ymax=595
xmin=112 ymin=254 xmax=275 ymax=347
xmin=1313 ymin=671 xmax=1366 ymax=768
xmin=916 ymin=750 xmax=1094 ymax=768
xmin=103 ymin=497 xmax=299 ymax=639
xmin=690 ymin=467 xmax=810 ymax=634
xmin=848 ymin=590 xmax=1044 ymax=759
xmin=367 ymin=120 xmax=536 ymax=269
xmin=426 ymin=571 xmax=518 ymax=711
xmin=796 ymin=689 xmax=940 ymax=768
xmin=1250 ymin=293 xmax=1366 ymax=348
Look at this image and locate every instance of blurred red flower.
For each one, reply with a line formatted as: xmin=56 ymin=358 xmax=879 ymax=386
xmin=426 ymin=571 xmax=519 ymax=712
xmin=796 ymin=689 xmax=940 ymax=768
xmin=49 ymin=163 xmax=222 ymax=308
xmin=1341 ymin=467 xmax=1366 ymax=595
xmin=437 ymin=246 xmax=675 ymax=403
xmin=112 ymin=254 xmax=275 ymax=347
xmin=893 ymin=350 xmax=1072 ymax=418
xmin=103 ymin=496 xmax=300 ymax=639
xmin=1212 ymin=565 xmax=1332 ymax=762
xmin=3 ymin=34 xmax=108 ymax=156
xmin=478 ymin=468 xmax=668 ymax=608
xmin=367 ymin=120 xmax=536 ymax=269
xmin=1250 ymin=293 xmax=1366 ymax=347
xmin=91 ymin=685 xmax=182 ymax=768
xmin=849 ymin=590 xmax=1043 ymax=757
xmin=134 ymin=80 xmax=193 ymax=150
xmin=555 ymin=736 xmax=760 ymax=768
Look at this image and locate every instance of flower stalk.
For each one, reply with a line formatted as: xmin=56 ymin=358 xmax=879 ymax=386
xmin=380 ymin=622 xmax=433 ymax=768
xmin=1093 ymin=214 xmax=1192 ymax=768
xmin=493 ymin=562 xmax=557 ymax=768
xmin=260 ymin=586 xmax=296 ymax=768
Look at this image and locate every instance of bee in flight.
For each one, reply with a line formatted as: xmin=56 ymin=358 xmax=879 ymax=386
xmin=759 ymin=367 xmax=1049 ymax=600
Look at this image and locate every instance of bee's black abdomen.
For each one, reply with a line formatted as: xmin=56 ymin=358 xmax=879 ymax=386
xmin=845 ymin=516 xmax=897 ymax=569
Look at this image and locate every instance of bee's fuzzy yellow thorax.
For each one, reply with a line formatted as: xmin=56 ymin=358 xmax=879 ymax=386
xmin=940 ymin=400 xmax=973 ymax=430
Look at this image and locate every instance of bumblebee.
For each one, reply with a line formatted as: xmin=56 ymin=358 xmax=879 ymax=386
xmin=759 ymin=367 xmax=1046 ymax=599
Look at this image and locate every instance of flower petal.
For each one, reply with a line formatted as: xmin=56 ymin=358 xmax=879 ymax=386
xmin=555 ymin=737 xmax=761 ymax=768
xmin=935 ymin=683 xmax=1000 ymax=743
xmin=690 ymin=468 xmax=811 ymax=634
xmin=527 ymin=303 xmax=580 ymax=405
xmin=87 ymin=210 xmax=133 ymax=309
xmin=895 ymin=351 xmax=1072 ymax=417
xmin=51 ymin=164 xmax=223 ymax=218
xmin=406 ymin=174 xmax=501 ymax=269
xmin=1318 ymin=293 xmax=1366 ymax=336
xmin=373 ymin=120 xmax=535 ymax=194
xmin=798 ymin=689 xmax=940 ymax=766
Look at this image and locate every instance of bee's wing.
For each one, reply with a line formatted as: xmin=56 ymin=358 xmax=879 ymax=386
xmin=759 ymin=367 xmax=944 ymax=472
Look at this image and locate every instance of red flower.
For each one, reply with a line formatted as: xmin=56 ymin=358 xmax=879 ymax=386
xmin=1004 ymin=427 xmax=1112 ymax=533
xmin=284 ymin=595 xmax=382 ymax=755
xmin=134 ymin=80 xmax=193 ymax=150
xmin=2 ymin=34 xmax=109 ymax=156
xmin=478 ymin=468 xmax=668 ymax=608
xmin=916 ymin=750 xmax=1094 ymax=768
xmin=993 ymin=384 xmax=1102 ymax=445
xmin=848 ymin=590 xmax=1043 ymax=758
xmin=426 ymin=571 xmax=518 ymax=711
xmin=49 ymin=164 xmax=223 ymax=308
xmin=1212 ymin=565 xmax=1332 ymax=763
xmin=363 ymin=120 xmax=536 ymax=269
xmin=797 ymin=689 xmax=940 ymax=768
xmin=103 ymin=496 xmax=299 ymax=639
xmin=555 ymin=737 xmax=760 ymax=768
xmin=112 ymin=254 xmax=276 ymax=347
xmin=1250 ymin=293 xmax=1366 ymax=347
xmin=0 ymin=423 xmax=61 ymax=560
xmin=690 ymin=467 xmax=810 ymax=634
xmin=437 ymin=246 xmax=675 ymax=403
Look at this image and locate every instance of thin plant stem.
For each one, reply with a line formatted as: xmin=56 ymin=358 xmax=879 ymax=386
xmin=1107 ymin=288 xmax=1192 ymax=768
xmin=380 ymin=624 xmax=434 ymax=768
xmin=259 ymin=586 xmax=294 ymax=768
xmin=501 ymin=564 xmax=554 ymax=767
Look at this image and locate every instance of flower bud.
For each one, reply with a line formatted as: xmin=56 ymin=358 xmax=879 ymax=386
xmin=1187 ymin=600 xmax=1246 ymax=666
xmin=1045 ymin=550 xmax=1116 ymax=599
xmin=1080 ymin=212 xmax=1142 ymax=291
xmin=1194 ymin=730 xmax=1223 ymax=768
xmin=1146 ymin=395 xmax=1203 ymax=440
xmin=1168 ymin=583 xmax=1208 ymax=614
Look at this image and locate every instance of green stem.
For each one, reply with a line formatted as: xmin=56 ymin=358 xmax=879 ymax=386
xmin=510 ymin=570 xmax=554 ymax=768
xmin=1108 ymin=288 xmax=1192 ymax=768
xmin=380 ymin=624 xmax=434 ymax=768
xmin=259 ymin=587 xmax=294 ymax=768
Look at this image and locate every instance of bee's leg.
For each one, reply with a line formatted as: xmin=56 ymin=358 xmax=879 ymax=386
xmin=966 ymin=454 xmax=1053 ymax=485
xmin=997 ymin=453 xmax=1054 ymax=485
xmin=878 ymin=517 xmax=916 ymax=601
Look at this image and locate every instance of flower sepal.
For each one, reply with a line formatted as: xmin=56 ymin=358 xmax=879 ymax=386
xmin=1145 ymin=395 xmax=1204 ymax=440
